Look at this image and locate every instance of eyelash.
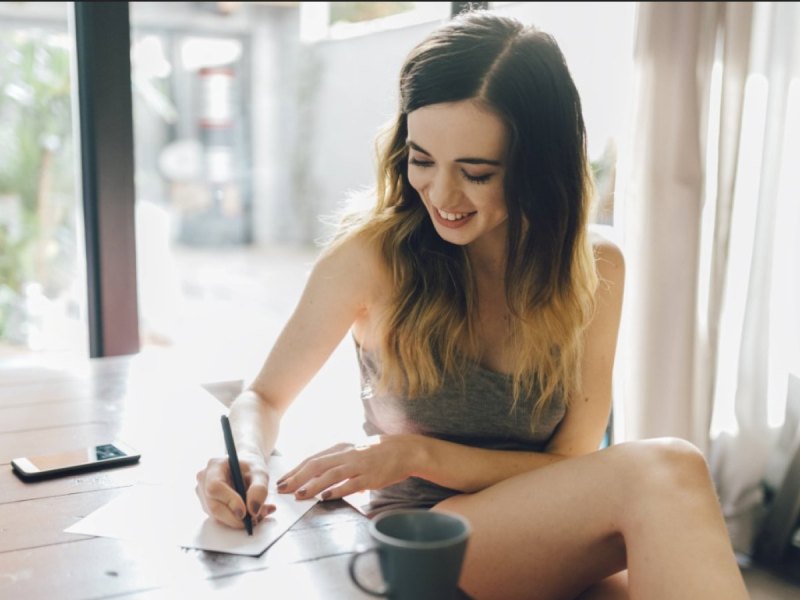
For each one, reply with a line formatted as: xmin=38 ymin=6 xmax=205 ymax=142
xmin=408 ymin=157 xmax=493 ymax=185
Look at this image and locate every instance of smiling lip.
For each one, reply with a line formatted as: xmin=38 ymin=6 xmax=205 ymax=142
xmin=433 ymin=207 xmax=476 ymax=229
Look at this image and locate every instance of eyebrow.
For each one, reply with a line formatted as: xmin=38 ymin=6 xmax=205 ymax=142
xmin=406 ymin=140 xmax=502 ymax=166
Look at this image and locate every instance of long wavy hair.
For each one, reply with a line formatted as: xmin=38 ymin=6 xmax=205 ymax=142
xmin=335 ymin=11 xmax=598 ymax=428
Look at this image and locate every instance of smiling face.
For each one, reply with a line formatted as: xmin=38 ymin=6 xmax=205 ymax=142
xmin=406 ymin=100 xmax=509 ymax=252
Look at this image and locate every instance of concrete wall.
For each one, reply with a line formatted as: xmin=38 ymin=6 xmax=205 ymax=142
xmin=258 ymin=17 xmax=444 ymax=244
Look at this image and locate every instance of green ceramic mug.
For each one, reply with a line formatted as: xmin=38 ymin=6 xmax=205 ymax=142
xmin=349 ymin=509 xmax=471 ymax=600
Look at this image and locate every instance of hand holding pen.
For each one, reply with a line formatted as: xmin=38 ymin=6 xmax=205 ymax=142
xmin=195 ymin=414 xmax=276 ymax=531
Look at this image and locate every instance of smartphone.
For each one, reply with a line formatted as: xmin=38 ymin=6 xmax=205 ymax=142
xmin=11 ymin=441 xmax=141 ymax=481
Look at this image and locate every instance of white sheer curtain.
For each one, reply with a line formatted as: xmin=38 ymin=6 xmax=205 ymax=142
xmin=618 ymin=1 xmax=800 ymax=554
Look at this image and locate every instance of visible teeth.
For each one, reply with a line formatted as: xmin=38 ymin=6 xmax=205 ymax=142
xmin=437 ymin=208 xmax=470 ymax=221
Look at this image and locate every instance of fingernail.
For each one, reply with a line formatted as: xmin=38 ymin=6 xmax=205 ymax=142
xmin=235 ymin=508 xmax=245 ymax=519
xmin=250 ymin=502 xmax=260 ymax=514
xmin=296 ymin=488 xmax=307 ymax=497
xmin=267 ymin=505 xmax=277 ymax=514
xmin=321 ymin=491 xmax=331 ymax=501
xmin=277 ymin=481 xmax=288 ymax=491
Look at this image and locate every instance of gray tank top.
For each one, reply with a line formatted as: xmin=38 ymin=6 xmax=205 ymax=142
xmin=355 ymin=340 xmax=567 ymax=517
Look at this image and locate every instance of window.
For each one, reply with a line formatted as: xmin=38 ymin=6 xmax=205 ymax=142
xmin=331 ymin=2 xmax=417 ymax=25
xmin=301 ymin=2 xmax=451 ymax=42
xmin=0 ymin=2 xmax=87 ymax=358
xmin=492 ymin=2 xmax=637 ymax=227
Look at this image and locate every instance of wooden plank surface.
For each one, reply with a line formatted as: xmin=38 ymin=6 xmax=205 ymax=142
xmin=123 ymin=553 xmax=380 ymax=599
xmin=0 ymin=464 xmax=141 ymax=504
xmin=0 ymin=538 xmax=377 ymax=600
xmin=0 ymin=501 xmax=372 ymax=599
xmin=0 ymin=354 xmax=377 ymax=600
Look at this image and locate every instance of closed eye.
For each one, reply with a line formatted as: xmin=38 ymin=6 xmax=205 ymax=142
xmin=462 ymin=171 xmax=493 ymax=184
xmin=410 ymin=157 xmax=494 ymax=185
xmin=409 ymin=157 xmax=433 ymax=168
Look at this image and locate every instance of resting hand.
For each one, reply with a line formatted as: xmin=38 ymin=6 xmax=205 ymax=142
xmin=195 ymin=453 xmax=277 ymax=529
xmin=276 ymin=435 xmax=421 ymax=501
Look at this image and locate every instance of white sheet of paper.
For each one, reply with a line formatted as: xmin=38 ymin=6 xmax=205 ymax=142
xmin=343 ymin=490 xmax=371 ymax=516
xmin=65 ymin=457 xmax=318 ymax=556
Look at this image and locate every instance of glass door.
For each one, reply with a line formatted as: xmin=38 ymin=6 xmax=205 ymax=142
xmin=0 ymin=2 xmax=88 ymax=360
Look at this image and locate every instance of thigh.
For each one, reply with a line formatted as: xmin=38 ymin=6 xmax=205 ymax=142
xmin=577 ymin=571 xmax=629 ymax=600
xmin=433 ymin=445 xmax=634 ymax=600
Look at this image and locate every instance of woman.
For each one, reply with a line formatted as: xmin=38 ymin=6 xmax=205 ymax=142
xmin=196 ymin=11 xmax=749 ymax=600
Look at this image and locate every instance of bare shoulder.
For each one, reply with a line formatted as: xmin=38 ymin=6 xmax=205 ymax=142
xmin=314 ymin=229 xmax=391 ymax=304
xmin=589 ymin=227 xmax=625 ymax=288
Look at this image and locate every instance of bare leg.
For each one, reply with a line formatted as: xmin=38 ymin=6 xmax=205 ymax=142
xmin=577 ymin=572 xmax=629 ymax=600
xmin=434 ymin=438 xmax=748 ymax=600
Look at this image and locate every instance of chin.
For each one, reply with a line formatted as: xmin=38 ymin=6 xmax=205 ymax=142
xmin=430 ymin=222 xmax=475 ymax=246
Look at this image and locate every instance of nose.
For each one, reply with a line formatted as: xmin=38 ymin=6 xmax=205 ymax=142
xmin=429 ymin=169 xmax=461 ymax=209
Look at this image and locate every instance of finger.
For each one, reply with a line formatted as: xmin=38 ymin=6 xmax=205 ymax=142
xmin=294 ymin=464 xmax=352 ymax=500
xmin=276 ymin=444 xmax=352 ymax=486
xmin=210 ymin=478 xmax=247 ymax=518
xmin=204 ymin=473 xmax=235 ymax=502
xmin=280 ymin=454 xmax=346 ymax=493
xmin=320 ymin=476 xmax=368 ymax=501
xmin=206 ymin=498 xmax=246 ymax=529
xmin=246 ymin=468 xmax=272 ymax=517
xmin=196 ymin=458 xmax=252 ymax=528
xmin=225 ymin=494 xmax=248 ymax=521
xmin=255 ymin=503 xmax=278 ymax=524
xmin=197 ymin=461 xmax=230 ymax=507
xmin=275 ymin=455 xmax=316 ymax=488
xmin=205 ymin=476 xmax=249 ymax=528
xmin=240 ymin=460 xmax=265 ymax=486
xmin=203 ymin=459 xmax=232 ymax=492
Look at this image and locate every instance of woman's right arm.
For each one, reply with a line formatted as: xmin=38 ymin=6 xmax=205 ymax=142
xmin=195 ymin=232 xmax=376 ymax=529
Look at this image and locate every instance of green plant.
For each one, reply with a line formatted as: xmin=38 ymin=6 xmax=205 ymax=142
xmin=0 ymin=29 xmax=76 ymax=340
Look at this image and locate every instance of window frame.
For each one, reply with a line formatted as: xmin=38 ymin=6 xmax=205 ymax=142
xmin=73 ymin=1 xmax=139 ymax=357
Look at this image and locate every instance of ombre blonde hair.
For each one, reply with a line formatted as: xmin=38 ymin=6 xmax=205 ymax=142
xmin=332 ymin=11 xmax=598 ymax=429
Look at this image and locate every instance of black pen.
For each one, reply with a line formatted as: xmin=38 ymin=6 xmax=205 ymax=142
xmin=221 ymin=414 xmax=253 ymax=535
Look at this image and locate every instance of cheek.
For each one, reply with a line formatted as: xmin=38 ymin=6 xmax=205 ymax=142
xmin=477 ymin=186 xmax=507 ymax=213
xmin=406 ymin=169 xmax=430 ymax=195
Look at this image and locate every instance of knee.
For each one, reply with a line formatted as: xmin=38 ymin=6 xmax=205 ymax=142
xmin=619 ymin=437 xmax=714 ymax=498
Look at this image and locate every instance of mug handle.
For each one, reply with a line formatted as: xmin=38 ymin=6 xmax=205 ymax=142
xmin=348 ymin=547 xmax=389 ymax=597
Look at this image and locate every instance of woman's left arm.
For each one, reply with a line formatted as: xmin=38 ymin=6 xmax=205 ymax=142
xmin=545 ymin=235 xmax=626 ymax=456
xmin=278 ymin=238 xmax=625 ymax=498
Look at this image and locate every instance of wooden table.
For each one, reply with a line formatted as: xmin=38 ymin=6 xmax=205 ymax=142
xmin=0 ymin=352 xmax=382 ymax=599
